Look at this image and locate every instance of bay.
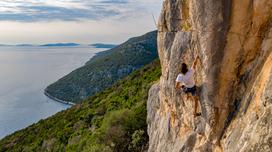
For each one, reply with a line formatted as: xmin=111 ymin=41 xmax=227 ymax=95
xmin=0 ymin=46 xmax=103 ymax=139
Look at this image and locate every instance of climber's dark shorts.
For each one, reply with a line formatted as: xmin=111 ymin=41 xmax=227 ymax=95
xmin=183 ymin=86 xmax=197 ymax=96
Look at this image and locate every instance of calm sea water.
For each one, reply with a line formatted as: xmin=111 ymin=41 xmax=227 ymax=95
xmin=0 ymin=46 xmax=103 ymax=139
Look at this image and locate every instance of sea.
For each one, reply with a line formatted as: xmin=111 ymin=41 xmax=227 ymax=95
xmin=0 ymin=46 xmax=104 ymax=139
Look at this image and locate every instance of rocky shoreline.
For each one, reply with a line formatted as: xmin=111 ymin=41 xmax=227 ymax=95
xmin=44 ymin=89 xmax=75 ymax=106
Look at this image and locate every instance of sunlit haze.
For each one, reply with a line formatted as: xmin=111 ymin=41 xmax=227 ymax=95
xmin=0 ymin=0 xmax=163 ymax=45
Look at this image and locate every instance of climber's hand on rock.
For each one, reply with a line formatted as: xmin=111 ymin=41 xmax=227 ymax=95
xmin=175 ymin=82 xmax=180 ymax=89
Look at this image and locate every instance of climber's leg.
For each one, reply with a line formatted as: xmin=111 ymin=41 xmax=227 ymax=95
xmin=186 ymin=93 xmax=190 ymax=100
xmin=194 ymin=97 xmax=198 ymax=116
xmin=193 ymin=97 xmax=201 ymax=117
xmin=183 ymin=86 xmax=202 ymax=117
xmin=189 ymin=86 xmax=201 ymax=117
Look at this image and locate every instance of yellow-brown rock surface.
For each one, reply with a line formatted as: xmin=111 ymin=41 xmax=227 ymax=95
xmin=147 ymin=0 xmax=272 ymax=151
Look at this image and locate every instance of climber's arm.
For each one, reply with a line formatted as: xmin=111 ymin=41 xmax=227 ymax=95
xmin=175 ymin=82 xmax=186 ymax=92
xmin=175 ymin=82 xmax=181 ymax=89
xmin=175 ymin=74 xmax=182 ymax=89
xmin=176 ymin=74 xmax=186 ymax=90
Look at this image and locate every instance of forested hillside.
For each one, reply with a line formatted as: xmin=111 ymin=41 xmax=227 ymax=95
xmin=0 ymin=60 xmax=161 ymax=152
xmin=45 ymin=31 xmax=158 ymax=103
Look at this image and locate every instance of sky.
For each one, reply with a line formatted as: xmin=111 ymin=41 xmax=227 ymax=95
xmin=0 ymin=0 xmax=163 ymax=45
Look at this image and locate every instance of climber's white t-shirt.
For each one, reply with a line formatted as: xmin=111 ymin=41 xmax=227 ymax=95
xmin=176 ymin=69 xmax=195 ymax=88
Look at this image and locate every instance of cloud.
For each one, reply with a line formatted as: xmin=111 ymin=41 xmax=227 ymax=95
xmin=0 ymin=0 xmax=163 ymax=44
xmin=0 ymin=0 xmax=162 ymax=22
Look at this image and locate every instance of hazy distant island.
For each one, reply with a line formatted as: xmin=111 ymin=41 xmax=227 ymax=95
xmin=39 ymin=43 xmax=80 ymax=47
xmin=0 ymin=43 xmax=117 ymax=48
xmin=16 ymin=44 xmax=34 ymax=47
xmin=0 ymin=43 xmax=80 ymax=47
xmin=0 ymin=44 xmax=12 ymax=46
xmin=89 ymin=43 xmax=117 ymax=48
xmin=0 ymin=44 xmax=35 ymax=47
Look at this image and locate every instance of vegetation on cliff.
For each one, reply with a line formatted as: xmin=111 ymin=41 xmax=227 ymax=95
xmin=0 ymin=60 xmax=161 ymax=152
xmin=45 ymin=31 xmax=158 ymax=103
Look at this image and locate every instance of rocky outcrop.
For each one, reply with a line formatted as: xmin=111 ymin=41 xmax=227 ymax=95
xmin=147 ymin=0 xmax=272 ymax=151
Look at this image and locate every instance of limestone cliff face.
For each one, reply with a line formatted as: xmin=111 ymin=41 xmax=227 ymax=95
xmin=147 ymin=0 xmax=272 ymax=151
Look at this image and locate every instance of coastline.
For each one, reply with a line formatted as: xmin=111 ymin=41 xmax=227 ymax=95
xmin=44 ymin=89 xmax=76 ymax=106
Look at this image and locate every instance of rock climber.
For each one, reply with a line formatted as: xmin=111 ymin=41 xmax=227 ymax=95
xmin=175 ymin=56 xmax=201 ymax=118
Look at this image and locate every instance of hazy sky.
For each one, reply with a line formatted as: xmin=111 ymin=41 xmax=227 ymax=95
xmin=0 ymin=0 xmax=163 ymax=44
